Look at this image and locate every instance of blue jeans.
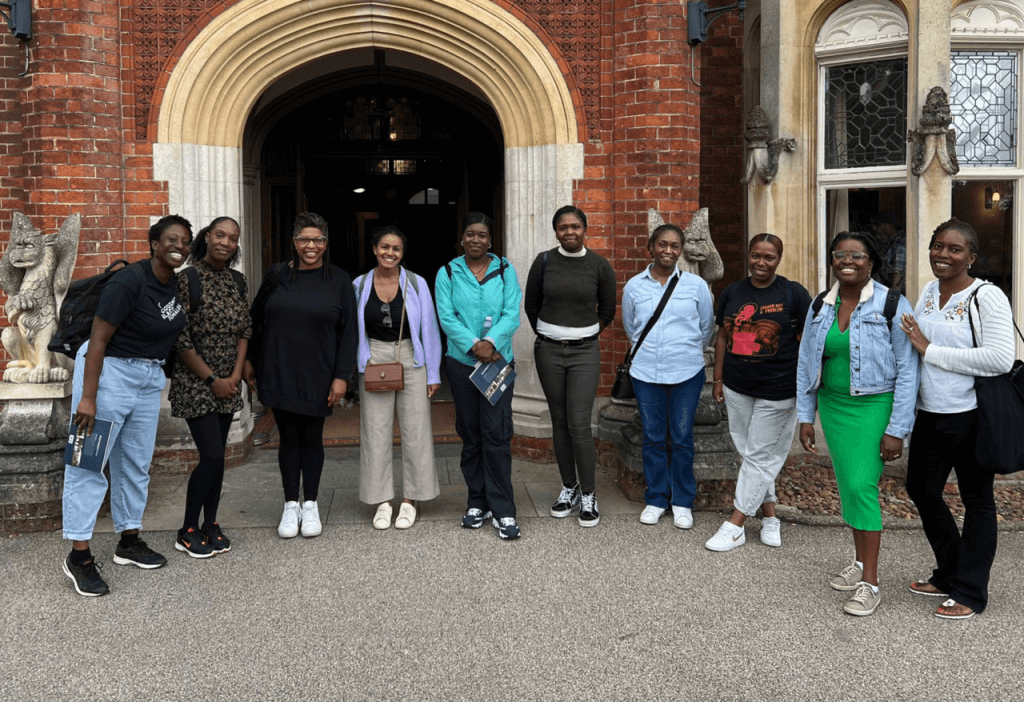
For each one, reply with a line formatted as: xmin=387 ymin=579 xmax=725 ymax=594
xmin=632 ymin=370 xmax=704 ymax=509
xmin=62 ymin=341 xmax=167 ymax=540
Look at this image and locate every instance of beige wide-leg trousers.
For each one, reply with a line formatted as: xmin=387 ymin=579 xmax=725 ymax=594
xmin=359 ymin=338 xmax=440 ymax=504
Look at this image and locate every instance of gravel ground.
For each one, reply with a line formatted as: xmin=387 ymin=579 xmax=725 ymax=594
xmin=695 ymin=455 xmax=1024 ymax=528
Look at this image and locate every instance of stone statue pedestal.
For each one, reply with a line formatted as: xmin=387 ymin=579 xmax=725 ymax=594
xmin=612 ymin=382 xmax=741 ymax=503
xmin=0 ymin=381 xmax=72 ymax=533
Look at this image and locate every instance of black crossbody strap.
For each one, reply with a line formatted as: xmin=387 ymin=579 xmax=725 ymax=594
xmin=625 ymin=273 xmax=680 ymax=364
xmin=967 ymin=282 xmax=1024 ymax=348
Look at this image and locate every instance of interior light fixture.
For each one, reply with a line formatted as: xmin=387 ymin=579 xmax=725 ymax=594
xmin=353 ymin=187 xmax=366 ymax=194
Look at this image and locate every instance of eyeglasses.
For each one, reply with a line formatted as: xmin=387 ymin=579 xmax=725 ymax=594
xmin=831 ymin=251 xmax=869 ymax=262
xmin=295 ymin=236 xmax=328 ymax=247
xmin=380 ymin=302 xmax=392 ymax=328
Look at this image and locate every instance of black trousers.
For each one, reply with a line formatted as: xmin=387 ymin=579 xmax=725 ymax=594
xmin=182 ymin=412 xmax=234 ymax=531
xmin=906 ymin=409 xmax=997 ymax=613
xmin=446 ymin=356 xmax=516 ymax=519
xmin=274 ymin=407 xmax=327 ymax=503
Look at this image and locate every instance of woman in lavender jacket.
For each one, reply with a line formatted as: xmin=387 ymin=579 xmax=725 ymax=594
xmin=354 ymin=226 xmax=443 ymax=531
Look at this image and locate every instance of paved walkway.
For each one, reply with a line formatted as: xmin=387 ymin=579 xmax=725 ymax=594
xmin=5 ymin=445 xmax=1024 ymax=701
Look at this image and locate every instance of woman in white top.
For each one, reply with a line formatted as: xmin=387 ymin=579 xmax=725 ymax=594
xmin=899 ymin=218 xmax=1015 ymax=620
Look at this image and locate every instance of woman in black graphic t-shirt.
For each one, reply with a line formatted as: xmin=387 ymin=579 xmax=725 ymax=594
xmin=705 ymin=233 xmax=811 ymax=553
xmin=61 ymin=215 xmax=192 ymax=597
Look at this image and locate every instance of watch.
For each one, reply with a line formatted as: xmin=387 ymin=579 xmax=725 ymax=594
xmin=204 ymin=373 xmax=217 ymax=386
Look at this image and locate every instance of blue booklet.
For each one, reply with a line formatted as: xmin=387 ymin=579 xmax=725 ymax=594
xmin=469 ymin=354 xmax=516 ymax=406
xmin=64 ymin=419 xmax=114 ymax=473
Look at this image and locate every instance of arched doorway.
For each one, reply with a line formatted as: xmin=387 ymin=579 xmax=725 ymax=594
xmin=250 ymin=49 xmax=504 ymax=284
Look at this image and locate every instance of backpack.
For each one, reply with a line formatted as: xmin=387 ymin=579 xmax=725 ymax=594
xmin=356 ymin=268 xmax=420 ymax=301
xmin=444 ymin=255 xmax=509 ymax=284
xmin=183 ymin=265 xmax=247 ymax=314
xmin=810 ymin=285 xmax=900 ymax=331
xmin=48 ymin=259 xmax=144 ymax=358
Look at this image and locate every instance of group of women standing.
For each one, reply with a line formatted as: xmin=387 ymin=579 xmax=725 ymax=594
xmin=61 ymin=206 xmax=1016 ymax=624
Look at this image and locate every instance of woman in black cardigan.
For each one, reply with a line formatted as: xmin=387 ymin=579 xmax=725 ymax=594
xmin=244 ymin=212 xmax=358 ymax=540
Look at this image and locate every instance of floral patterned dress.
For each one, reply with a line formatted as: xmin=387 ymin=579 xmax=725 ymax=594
xmin=169 ymin=259 xmax=252 ymax=419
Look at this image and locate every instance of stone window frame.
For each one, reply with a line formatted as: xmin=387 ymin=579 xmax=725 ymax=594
xmin=814 ymin=0 xmax=910 ymax=291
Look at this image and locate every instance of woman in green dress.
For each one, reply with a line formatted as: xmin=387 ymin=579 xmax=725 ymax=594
xmin=796 ymin=231 xmax=919 ymax=617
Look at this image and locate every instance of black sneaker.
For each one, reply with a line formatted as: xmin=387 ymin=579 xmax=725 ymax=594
xmin=62 ymin=555 xmax=109 ymax=597
xmin=550 ymin=483 xmax=581 ymax=518
xmin=203 ymin=522 xmax=231 ymax=554
xmin=113 ymin=538 xmax=168 ymax=569
xmin=578 ymin=492 xmax=600 ymax=527
xmin=175 ymin=528 xmax=216 ymax=559
xmin=461 ymin=508 xmax=492 ymax=529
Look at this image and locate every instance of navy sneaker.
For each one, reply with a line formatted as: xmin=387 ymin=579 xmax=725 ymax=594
xmin=492 ymin=517 xmax=521 ymax=540
xmin=113 ymin=538 xmax=168 ymax=569
xmin=461 ymin=508 xmax=492 ymax=529
xmin=550 ymin=483 xmax=580 ymax=518
xmin=62 ymin=555 xmax=109 ymax=597
xmin=202 ymin=522 xmax=231 ymax=554
xmin=175 ymin=528 xmax=216 ymax=559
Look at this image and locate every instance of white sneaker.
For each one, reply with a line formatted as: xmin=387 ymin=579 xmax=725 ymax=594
xmin=394 ymin=502 xmax=417 ymax=530
xmin=705 ymin=521 xmax=746 ymax=551
xmin=639 ymin=505 xmax=666 ymax=525
xmin=672 ymin=505 xmax=693 ymax=530
xmin=373 ymin=502 xmax=393 ymax=530
xmin=760 ymin=516 xmax=782 ymax=547
xmin=300 ymin=500 xmax=321 ymax=537
xmin=278 ymin=501 xmax=301 ymax=539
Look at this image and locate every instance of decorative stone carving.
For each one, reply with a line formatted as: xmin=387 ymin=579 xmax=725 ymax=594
xmin=952 ymin=1 xmax=1024 ymax=40
xmin=0 ymin=213 xmax=79 ymax=384
xmin=741 ymin=106 xmax=797 ymax=185
xmin=647 ymin=207 xmax=724 ymax=286
xmin=815 ymin=0 xmax=909 ymax=58
xmin=907 ymin=87 xmax=960 ymax=177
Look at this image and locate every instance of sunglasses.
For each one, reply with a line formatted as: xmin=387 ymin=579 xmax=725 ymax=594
xmin=381 ymin=302 xmax=392 ymax=328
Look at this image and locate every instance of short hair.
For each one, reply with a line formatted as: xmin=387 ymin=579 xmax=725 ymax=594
xmin=930 ymin=217 xmax=979 ymax=255
xmin=749 ymin=232 xmax=784 ymax=257
xmin=292 ymin=211 xmax=328 ymax=238
xmin=148 ymin=214 xmax=192 ymax=257
xmin=649 ymin=223 xmax=684 ymax=251
xmin=463 ymin=211 xmax=494 ymax=235
xmin=370 ymin=225 xmax=407 ymax=251
xmin=828 ymin=231 xmax=881 ymax=270
xmin=190 ymin=216 xmax=240 ymax=266
xmin=551 ymin=205 xmax=588 ymax=231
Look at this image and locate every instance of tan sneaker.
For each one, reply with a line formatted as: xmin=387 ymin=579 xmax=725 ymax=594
xmin=843 ymin=582 xmax=881 ymax=617
xmin=829 ymin=561 xmax=864 ymax=591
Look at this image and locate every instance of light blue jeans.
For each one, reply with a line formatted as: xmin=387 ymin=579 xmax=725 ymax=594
xmin=62 ymin=341 xmax=167 ymax=540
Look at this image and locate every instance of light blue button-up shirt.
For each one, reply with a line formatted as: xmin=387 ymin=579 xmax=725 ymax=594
xmin=622 ymin=266 xmax=714 ymax=385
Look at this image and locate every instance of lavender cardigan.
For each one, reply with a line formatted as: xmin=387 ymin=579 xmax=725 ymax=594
xmin=353 ymin=267 xmax=443 ymax=385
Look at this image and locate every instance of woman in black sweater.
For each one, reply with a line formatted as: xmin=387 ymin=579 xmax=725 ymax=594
xmin=524 ymin=205 xmax=616 ymax=527
xmin=244 ymin=212 xmax=358 ymax=540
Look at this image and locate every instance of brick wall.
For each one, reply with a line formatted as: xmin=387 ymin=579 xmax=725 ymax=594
xmin=698 ymin=0 xmax=745 ymax=295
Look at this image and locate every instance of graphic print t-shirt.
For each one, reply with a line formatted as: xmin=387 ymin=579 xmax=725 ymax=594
xmin=715 ymin=276 xmax=811 ymax=400
xmin=96 ymin=259 xmax=186 ymax=360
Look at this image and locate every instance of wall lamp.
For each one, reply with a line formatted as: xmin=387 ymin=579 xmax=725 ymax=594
xmin=687 ymin=0 xmax=745 ymax=45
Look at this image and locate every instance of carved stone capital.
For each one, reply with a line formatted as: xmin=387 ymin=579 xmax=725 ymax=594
xmin=907 ymin=86 xmax=960 ymax=176
xmin=742 ymin=106 xmax=797 ymax=185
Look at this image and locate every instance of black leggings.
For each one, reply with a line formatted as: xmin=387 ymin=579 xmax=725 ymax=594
xmin=274 ymin=407 xmax=327 ymax=502
xmin=182 ymin=412 xmax=234 ymax=531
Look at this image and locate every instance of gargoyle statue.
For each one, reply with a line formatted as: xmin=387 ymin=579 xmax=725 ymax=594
xmin=0 ymin=213 xmax=79 ymax=383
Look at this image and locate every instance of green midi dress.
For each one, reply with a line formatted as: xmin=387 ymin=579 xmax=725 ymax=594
xmin=817 ymin=316 xmax=893 ymax=531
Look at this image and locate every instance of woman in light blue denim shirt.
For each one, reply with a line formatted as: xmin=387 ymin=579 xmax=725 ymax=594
xmin=622 ymin=224 xmax=714 ymax=530
xmin=797 ymin=231 xmax=919 ymax=617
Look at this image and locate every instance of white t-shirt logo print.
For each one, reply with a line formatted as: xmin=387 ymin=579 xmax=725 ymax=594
xmin=158 ymin=298 xmax=183 ymax=321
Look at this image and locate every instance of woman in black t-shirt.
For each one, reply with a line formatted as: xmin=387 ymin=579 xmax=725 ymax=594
xmin=61 ymin=215 xmax=192 ymax=597
xmin=705 ymin=233 xmax=811 ymax=553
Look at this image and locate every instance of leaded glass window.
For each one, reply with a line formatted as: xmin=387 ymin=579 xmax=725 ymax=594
xmin=950 ymin=51 xmax=1017 ymax=167
xmin=824 ymin=58 xmax=908 ymax=169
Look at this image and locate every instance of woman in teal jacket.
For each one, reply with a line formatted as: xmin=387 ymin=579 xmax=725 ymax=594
xmin=435 ymin=212 xmax=523 ymax=540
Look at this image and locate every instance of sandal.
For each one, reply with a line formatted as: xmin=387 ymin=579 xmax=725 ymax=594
xmin=935 ymin=598 xmax=975 ymax=620
xmin=909 ymin=580 xmax=947 ymax=597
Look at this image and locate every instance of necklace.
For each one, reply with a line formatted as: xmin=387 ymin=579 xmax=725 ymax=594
xmin=467 ymin=258 xmax=488 ymax=278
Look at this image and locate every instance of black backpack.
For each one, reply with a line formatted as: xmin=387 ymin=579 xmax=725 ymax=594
xmin=48 ymin=259 xmax=143 ymax=358
xmin=810 ymin=286 xmax=901 ymax=331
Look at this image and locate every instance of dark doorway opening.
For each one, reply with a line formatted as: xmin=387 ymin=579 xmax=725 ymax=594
xmin=259 ymin=60 xmax=504 ymax=287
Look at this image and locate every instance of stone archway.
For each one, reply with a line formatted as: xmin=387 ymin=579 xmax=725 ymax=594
xmin=152 ymin=0 xmax=585 ymax=436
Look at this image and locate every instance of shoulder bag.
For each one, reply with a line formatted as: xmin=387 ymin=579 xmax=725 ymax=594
xmin=365 ymin=275 xmax=409 ymax=393
xmin=967 ymin=283 xmax=1024 ymax=474
xmin=612 ymin=274 xmax=680 ymax=400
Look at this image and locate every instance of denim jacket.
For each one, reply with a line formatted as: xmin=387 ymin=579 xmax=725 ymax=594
xmin=796 ymin=280 xmax=919 ymax=438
